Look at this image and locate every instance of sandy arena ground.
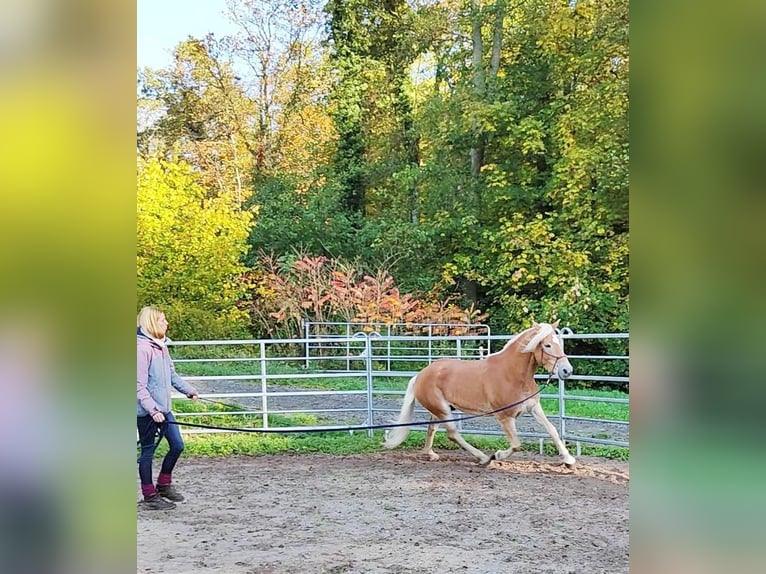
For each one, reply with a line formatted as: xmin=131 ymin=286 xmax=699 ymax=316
xmin=137 ymin=451 xmax=628 ymax=574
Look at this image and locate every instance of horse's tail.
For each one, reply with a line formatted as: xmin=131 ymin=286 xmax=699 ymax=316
xmin=383 ymin=375 xmax=418 ymax=449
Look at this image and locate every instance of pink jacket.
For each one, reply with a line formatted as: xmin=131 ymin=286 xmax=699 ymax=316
xmin=137 ymin=329 xmax=196 ymax=416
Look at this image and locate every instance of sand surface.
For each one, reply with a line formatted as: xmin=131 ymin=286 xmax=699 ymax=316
xmin=137 ymin=451 xmax=628 ymax=574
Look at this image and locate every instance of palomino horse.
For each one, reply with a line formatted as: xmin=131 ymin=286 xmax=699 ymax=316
xmin=383 ymin=321 xmax=577 ymax=467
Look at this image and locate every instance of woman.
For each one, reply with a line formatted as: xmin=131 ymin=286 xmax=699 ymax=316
xmin=136 ymin=306 xmax=198 ymax=510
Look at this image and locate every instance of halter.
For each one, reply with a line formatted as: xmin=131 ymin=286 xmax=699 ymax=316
xmin=537 ymin=342 xmax=568 ymax=375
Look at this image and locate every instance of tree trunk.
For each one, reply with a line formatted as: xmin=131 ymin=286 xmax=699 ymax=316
xmin=470 ymin=0 xmax=485 ymax=180
xmin=490 ymin=0 xmax=505 ymax=80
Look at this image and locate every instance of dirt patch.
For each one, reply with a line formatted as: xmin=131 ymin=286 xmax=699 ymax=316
xmin=137 ymin=451 xmax=628 ymax=573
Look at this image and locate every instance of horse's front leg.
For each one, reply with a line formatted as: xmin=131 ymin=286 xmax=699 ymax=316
xmin=491 ymin=415 xmax=523 ymax=461
xmin=530 ymin=401 xmax=576 ymax=467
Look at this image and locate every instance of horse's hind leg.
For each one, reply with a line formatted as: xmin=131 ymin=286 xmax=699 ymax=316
xmin=492 ymin=416 xmax=523 ymax=461
xmin=422 ymin=417 xmax=440 ymax=461
xmin=530 ymin=402 xmax=576 ymax=467
xmin=444 ymin=422 xmax=492 ymax=465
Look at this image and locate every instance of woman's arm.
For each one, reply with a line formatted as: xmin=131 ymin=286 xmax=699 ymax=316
xmin=137 ymin=346 xmax=161 ymax=414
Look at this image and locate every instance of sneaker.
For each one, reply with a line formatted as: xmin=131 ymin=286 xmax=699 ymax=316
xmin=142 ymin=493 xmax=176 ymax=510
xmin=157 ymin=484 xmax=185 ymax=502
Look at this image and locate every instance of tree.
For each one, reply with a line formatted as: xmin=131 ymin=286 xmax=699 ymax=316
xmin=443 ymin=0 xmax=629 ymax=333
xmin=325 ymin=0 xmax=374 ymax=216
xmin=223 ymin=0 xmax=330 ymax=175
xmin=138 ymin=37 xmax=258 ymax=204
xmin=137 ymin=158 xmax=254 ymax=339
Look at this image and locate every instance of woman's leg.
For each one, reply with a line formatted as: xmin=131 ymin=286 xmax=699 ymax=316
xmin=136 ymin=416 xmax=158 ymax=498
xmin=157 ymin=411 xmax=185 ymax=484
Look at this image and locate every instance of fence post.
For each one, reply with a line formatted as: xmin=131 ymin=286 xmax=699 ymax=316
xmin=260 ymin=341 xmax=269 ymax=429
xmin=303 ymin=319 xmax=310 ymax=370
xmin=365 ymin=333 xmax=374 ymax=438
xmin=558 ymin=328 xmax=572 ymax=441
xmin=346 ymin=323 xmax=351 ymax=371
xmin=428 ymin=325 xmax=433 ymax=364
xmin=557 ymin=371 xmax=566 ymax=442
xmin=456 ymin=337 xmax=464 ymax=432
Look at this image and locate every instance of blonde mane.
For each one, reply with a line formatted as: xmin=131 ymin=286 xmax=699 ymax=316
xmin=520 ymin=323 xmax=556 ymax=353
xmin=494 ymin=331 xmax=522 ymax=354
xmin=489 ymin=322 xmax=562 ymax=356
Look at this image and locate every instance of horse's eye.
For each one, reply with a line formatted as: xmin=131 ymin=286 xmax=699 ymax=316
xmin=544 ymin=343 xmax=551 ymax=348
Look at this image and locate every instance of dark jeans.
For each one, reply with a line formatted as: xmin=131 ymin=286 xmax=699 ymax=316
xmin=137 ymin=411 xmax=184 ymax=486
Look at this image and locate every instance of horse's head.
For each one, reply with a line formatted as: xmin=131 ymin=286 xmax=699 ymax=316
xmin=523 ymin=320 xmax=573 ymax=380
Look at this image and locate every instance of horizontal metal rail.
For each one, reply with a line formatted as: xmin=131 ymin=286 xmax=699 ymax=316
xmin=562 ymin=414 xmax=628 ymax=425
xmin=562 ymin=394 xmax=629 ymax=404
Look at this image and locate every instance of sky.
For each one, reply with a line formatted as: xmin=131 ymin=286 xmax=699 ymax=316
xmin=137 ymin=0 xmax=237 ymax=69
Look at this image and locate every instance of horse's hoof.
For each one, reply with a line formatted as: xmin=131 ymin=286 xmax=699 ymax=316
xmin=479 ymin=453 xmax=496 ymax=467
xmin=564 ymin=461 xmax=576 ymax=469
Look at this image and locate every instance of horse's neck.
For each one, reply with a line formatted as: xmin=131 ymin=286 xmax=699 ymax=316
xmin=518 ymin=350 xmax=538 ymax=378
xmin=499 ymin=338 xmax=538 ymax=379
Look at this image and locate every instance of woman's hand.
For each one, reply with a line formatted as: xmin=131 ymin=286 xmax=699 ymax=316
xmin=151 ymin=411 xmax=166 ymax=423
xmin=187 ymin=392 xmax=199 ymax=400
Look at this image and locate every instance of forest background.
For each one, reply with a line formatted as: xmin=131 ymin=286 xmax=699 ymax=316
xmin=137 ymin=0 xmax=628 ymax=345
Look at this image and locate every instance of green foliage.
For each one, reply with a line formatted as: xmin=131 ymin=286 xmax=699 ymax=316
xmin=361 ymin=219 xmax=455 ymax=294
xmin=445 ymin=212 xmax=628 ymax=334
xmin=421 ymin=0 xmax=629 ymax=337
xmin=245 ymin=174 xmax=359 ymax=264
xmin=137 ymin=158 xmax=253 ymax=339
xmin=325 ymin=0 xmax=422 ymax=219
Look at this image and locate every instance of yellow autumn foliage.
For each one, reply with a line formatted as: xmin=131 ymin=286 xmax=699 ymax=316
xmin=137 ymin=158 xmax=253 ymax=338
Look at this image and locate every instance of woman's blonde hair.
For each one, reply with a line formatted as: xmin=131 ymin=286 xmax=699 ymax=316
xmin=137 ymin=306 xmax=166 ymax=339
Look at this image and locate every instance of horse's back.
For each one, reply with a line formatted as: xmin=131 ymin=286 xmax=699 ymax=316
xmin=418 ymin=357 xmax=485 ymax=383
xmin=415 ymin=354 xmax=535 ymax=415
xmin=415 ymin=358 xmax=492 ymax=413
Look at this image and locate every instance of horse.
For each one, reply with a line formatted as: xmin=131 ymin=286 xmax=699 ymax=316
xmin=383 ymin=321 xmax=577 ymax=467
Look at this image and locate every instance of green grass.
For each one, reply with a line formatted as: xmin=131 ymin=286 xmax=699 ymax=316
xmin=178 ymin=385 xmax=628 ymax=424
xmin=176 ymin=359 xmax=301 ymax=378
xmin=171 ymin=398 xmax=331 ymax=428
xmin=377 ymin=381 xmax=628 ymax=422
xmin=147 ymin=427 xmax=628 ymax=461
xmin=539 ymin=385 xmax=628 ymax=422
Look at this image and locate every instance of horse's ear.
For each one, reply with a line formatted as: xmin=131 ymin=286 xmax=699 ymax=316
xmin=552 ymin=319 xmax=560 ymax=329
